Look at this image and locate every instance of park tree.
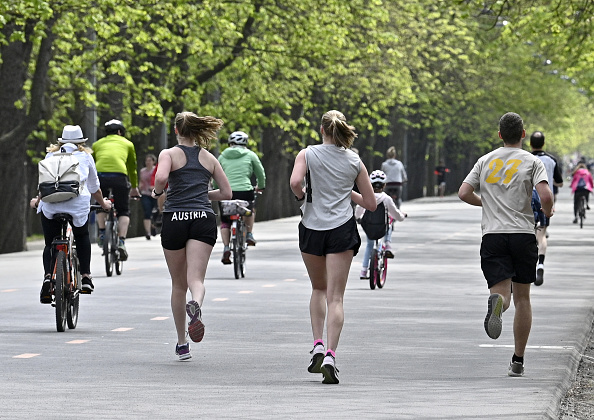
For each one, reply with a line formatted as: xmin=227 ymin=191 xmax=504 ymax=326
xmin=1 ymin=0 xmax=593 ymax=254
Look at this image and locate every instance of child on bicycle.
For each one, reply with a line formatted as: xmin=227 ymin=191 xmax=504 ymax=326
xmin=355 ymin=170 xmax=406 ymax=279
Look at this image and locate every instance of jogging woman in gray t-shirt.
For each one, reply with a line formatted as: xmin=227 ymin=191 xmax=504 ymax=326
xmin=290 ymin=110 xmax=376 ymax=384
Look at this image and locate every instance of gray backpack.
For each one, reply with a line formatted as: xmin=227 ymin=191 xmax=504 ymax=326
xmin=38 ymin=149 xmax=82 ymax=203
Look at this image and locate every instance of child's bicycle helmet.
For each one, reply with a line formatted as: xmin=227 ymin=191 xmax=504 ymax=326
xmin=370 ymin=170 xmax=387 ymax=186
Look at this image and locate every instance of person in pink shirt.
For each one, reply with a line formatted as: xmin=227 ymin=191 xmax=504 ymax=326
xmin=570 ymin=163 xmax=593 ymax=223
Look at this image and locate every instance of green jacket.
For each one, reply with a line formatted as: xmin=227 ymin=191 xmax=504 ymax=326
xmin=214 ymin=146 xmax=266 ymax=191
xmin=92 ymin=134 xmax=138 ymax=187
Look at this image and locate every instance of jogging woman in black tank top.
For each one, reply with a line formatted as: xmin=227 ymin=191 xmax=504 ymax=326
xmin=153 ymin=112 xmax=231 ymax=361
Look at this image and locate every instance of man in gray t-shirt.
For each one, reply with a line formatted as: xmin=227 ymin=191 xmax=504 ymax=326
xmin=458 ymin=112 xmax=553 ymax=378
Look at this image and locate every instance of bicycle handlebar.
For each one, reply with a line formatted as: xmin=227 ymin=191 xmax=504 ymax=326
xmin=90 ymin=204 xmax=110 ymax=213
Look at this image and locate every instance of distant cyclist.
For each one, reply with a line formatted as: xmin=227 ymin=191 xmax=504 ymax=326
xmin=31 ymin=125 xmax=112 ymax=300
xmin=213 ymin=131 xmax=266 ymax=264
xmin=571 ymin=163 xmax=593 ymax=223
xmin=355 ymin=170 xmax=406 ymax=279
xmin=381 ymin=146 xmax=407 ymax=208
xmin=92 ymin=119 xmax=140 ymax=260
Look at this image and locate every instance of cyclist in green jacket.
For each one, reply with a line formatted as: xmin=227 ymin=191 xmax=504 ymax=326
xmin=213 ymin=131 xmax=266 ymax=264
xmin=92 ymin=119 xmax=140 ymax=260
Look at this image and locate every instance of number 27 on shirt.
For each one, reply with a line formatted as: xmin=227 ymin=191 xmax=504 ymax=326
xmin=485 ymin=159 xmax=522 ymax=185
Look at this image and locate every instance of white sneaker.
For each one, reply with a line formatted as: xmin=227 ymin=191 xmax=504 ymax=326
xmin=360 ymin=269 xmax=368 ymax=279
xmin=308 ymin=343 xmax=325 ymax=373
xmin=321 ymin=353 xmax=339 ymax=384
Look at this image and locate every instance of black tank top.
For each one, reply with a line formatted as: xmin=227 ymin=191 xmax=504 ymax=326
xmin=164 ymin=145 xmax=214 ymax=213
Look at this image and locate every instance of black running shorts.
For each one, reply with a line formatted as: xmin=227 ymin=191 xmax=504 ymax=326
xmin=98 ymin=173 xmax=131 ymax=217
xmin=161 ymin=211 xmax=217 ymax=250
xmin=299 ymin=217 xmax=361 ymax=257
xmin=480 ymin=233 xmax=538 ymax=288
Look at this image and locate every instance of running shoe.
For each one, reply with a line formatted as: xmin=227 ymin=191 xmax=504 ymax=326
xmin=246 ymin=232 xmax=256 ymax=246
xmin=384 ymin=242 xmax=394 ymax=259
xmin=360 ymin=269 xmax=368 ymax=279
xmin=186 ymin=300 xmax=205 ymax=343
xmin=175 ymin=343 xmax=192 ymax=361
xmin=508 ymin=360 xmax=524 ymax=377
xmin=308 ymin=343 xmax=325 ymax=373
xmin=221 ymin=247 xmax=231 ymax=265
xmin=40 ymin=275 xmax=52 ymax=304
xmin=484 ymin=293 xmax=504 ymax=339
xmin=321 ymin=352 xmax=339 ymax=384
xmin=118 ymin=238 xmax=128 ymax=261
xmin=81 ymin=276 xmax=94 ymax=294
xmin=535 ymin=263 xmax=544 ymax=286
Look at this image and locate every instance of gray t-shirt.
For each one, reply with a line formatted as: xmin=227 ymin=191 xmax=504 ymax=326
xmin=463 ymin=146 xmax=548 ymax=236
xmin=300 ymin=144 xmax=360 ymax=230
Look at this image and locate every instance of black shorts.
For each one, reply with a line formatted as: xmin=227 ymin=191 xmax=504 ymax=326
xmin=219 ymin=190 xmax=255 ymax=224
xmin=161 ymin=211 xmax=217 ymax=250
xmin=98 ymin=173 xmax=131 ymax=217
xmin=480 ymin=233 xmax=538 ymax=288
xmin=299 ymin=217 xmax=361 ymax=257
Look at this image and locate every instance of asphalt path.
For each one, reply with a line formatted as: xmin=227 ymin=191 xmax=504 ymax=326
xmin=1 ymin=188 xmax=593 ymax=419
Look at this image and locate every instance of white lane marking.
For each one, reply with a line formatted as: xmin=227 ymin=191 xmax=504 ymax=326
xmin=112 ymin=327 xmax=134 ymax=332
xmin=213 ymin=298 xmax=228 ymax=301
xmin=238 ymin=291 xmax=253 ymax=294
xmin=67 ymin=340 xmax=89 ymax=344
xmin=151 ymin=317 xmax=169 ymax=321
xmin=480 ymin=344 xmax=575 ymax=350
xmin=1 ymin=289 xmax=17 ymax=293
xmin=284 ymin=279 xmax=297 ymax=282
xmin=13 ymin=353 xmax=40 ymax=359
xmin=262 ymin=284 xmax=276 ymax=288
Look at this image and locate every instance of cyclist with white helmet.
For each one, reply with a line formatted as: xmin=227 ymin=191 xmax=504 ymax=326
xmin=213 ymin=131 xmax=266 ymax=264
xmin=92 ymin=119 xmax=140 ymax=260
xmin=355 ymin=170 xmax=406 ymax=279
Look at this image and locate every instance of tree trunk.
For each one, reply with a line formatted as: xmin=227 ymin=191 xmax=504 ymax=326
xmin=258 ymin=126 xmax=301 ymax=221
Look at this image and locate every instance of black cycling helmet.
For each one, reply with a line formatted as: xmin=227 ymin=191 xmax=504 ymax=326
xmin=105 ymin=119 xmax=125 ymax=136
xmin=228 ymin=131 xmax=248 ymax=146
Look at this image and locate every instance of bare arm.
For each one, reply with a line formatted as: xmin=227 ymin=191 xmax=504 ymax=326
xmin=352 ymin=161 xmax=377 ymax=212
xmin=153 ymin=150 xmax=172 ymax=196
xmin=209 ymin=158 xmax=232 ymax=201
xmin=535 ymin=180 xmax=554 ymax=217
xmin=458 ymin=182 xmax=482 ymax=206
xmin=289 ymin=150 xmax=307 ymax=199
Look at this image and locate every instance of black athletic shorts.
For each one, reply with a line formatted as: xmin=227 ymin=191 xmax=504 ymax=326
xmin=480 ymin=233 xmax=538 ymax=288
xmin=98 ymin=173 xmax=131 ymax=217
xmin=299 ymin=216 xmax=361 ymax=257
xmin=161 ymin=211 xmax=217 ymax=250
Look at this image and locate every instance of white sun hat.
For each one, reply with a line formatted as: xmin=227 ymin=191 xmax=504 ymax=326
xmin=58 ymin=125 xmax=88 ymax=144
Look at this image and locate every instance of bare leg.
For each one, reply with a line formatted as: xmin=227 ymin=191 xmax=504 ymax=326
xmin=245 ymin=212 xmax=255 ymax=233
xmin=511 ymin=283 xmax=532 ymax=357
xmin=324 ymin=251 xmax=353 ymax=351
xmin=489 ymin=278 xmax=512 ymax=313
xmin=143 ymin=219 xmax=152 ymax=236
xmin=301 ymin=253 xmax=327 ymax=343
xmin=118 ymin=215 xmax=130 ymax=238
xmin=221 ymin=227 xmax=231 ymax=247
xmin=163 ymin=240 xmax=213 ymax=345
xmin=96 ymin=212 xmax=106 ymax=229
xmin=163 ymin=248 xmax=189 ymax=344
xmin=535 ymin=226 xmax=547 ymax=256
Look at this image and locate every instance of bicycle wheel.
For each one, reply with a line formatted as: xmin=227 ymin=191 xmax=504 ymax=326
xmin=239 ymin=223 xmax=246 ymax=278
xmin=113 ymin=218 xmax=123 ymax=275
xmin=54 ymin=251 xmax=67 ymax=332
xmin=67 ymin=250 xmax=80 ymax=330
xmin=104 ymin=221 xmax=113 ymax=277
xmin=369 ymin=251 xmax=377 ymax=290
xmin=377 ymin=254 xmax=388 ymax=289
xmin=232 ymin=222 xmax=241 ymax=279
